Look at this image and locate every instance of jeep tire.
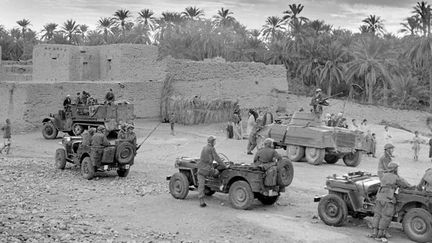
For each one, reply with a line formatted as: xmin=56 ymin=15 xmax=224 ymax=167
xmin=343 ymin=151 xmax=361 ymax=167
xmin=55 ymin=148 xmax=67 ymax=170
xmin=42 ymin=122 xmax=58 ymax=139
xmin=229 ymin=181 xmax=254 ymax=210
xmin=81 ymin=157 xmax=95 ymax=180
xmin=277 ymin=159 xmax=294 ymax=186
xmin=403 ymin=208 xmax=432 ymax=243
xmin=318 ymin=194 xmax=348 ymax=226
xmin=169 ymin=172 xmax=190 ymax=199
xmin=116 ymin=142 xmax=135 ymax=164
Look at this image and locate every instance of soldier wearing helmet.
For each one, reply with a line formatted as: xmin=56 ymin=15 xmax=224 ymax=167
xmin=197 ymin=136 xmax=227 ymax=207
xmin=310 ymin=88 xmax=324 ymax=119
xmin=81 ymin=127 xmax=96 ymax=146
xmin=253 ymin=138 xmax=282 ymax=167
xmin=91 ymin=126 xmax=110 ymax=147
xmin=118 ymin=123 xmax=128 ymax=140
xmin=377 ymin=143 xmax=395 ymax=180
xmin=369 ymin=162 xmax=411 ymax=241
xmin=126 ymin=124 xmax=137 ymax=145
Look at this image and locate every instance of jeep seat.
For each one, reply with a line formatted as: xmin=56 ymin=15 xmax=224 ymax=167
xmin=176 ymin=157 xmax=199 ymax=169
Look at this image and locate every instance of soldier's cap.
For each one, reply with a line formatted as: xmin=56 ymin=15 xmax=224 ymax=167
xmin=315 ymin=88 xmax=322 ymax=92
xmin=207 ymin=135 xmax=216 ymax=143
xmin=384 ymin=143 xmax=395 ymax=150
xmin=97 ymin=125 xmax=105 ymax=131
xmin=264 ymin=138 xmax=274 ymax=145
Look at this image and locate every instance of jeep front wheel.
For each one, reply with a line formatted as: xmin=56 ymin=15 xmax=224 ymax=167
xmin=305 ymin=147 xmax=325 ymax=165
xmin=81 ymin=157 xmax=95 ymax=180
xmin=256 ymin=194 xmax=279 ymax=205
xmin=343 ymin=151 xmax=361 ymax=167
xmin=318 ymin=194 xmax=348 ymax=226
xmin=42 ymin=122 xmax=58 ymax=139
xmin=229 ymin=181 xmax=254 ymax=210
xmin=55 ymin=148 xmax=67 ymax=170
xmin=169 ymin=172 xmax=190 ymax=199
xmin=403 ymin=208 xmax=432 ymax=243
xmin=117 ymin=168 xmax=130 ymax=177
xmin=286 ymin=145 xmax=305 ymax=162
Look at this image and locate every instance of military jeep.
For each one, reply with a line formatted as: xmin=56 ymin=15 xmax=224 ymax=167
xmin=54 ymin=136 xmax=136 ymax=180
xmin=314 ymin=171 xmax=432 ymax=243
xmin=167 ymin=155 xmax=294 ymax=210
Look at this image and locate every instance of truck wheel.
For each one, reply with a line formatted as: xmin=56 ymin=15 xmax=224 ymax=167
xmin=277 ymin=159 xmax=294 ymax=186
xmin=55 ymin=148 xmax=67 ymax=170
xmin=204 ymin=186 xmax=216 ymax=196
xmin=343 ymin=151 xmax=361 ymax=167
xmin=256 ymin=194 xmax=279 ymax=205
xmin=318 ymin=194 xmax=348 ymax=226
xmin=286 ymin=145 xmax=305 ymax=162
xmin=229 ymin=181 xmax=254 ymax=210
xmin=169 ymin=172 xmax=190 ymax=199
xmin=305 ymin=147 xmax=325 ymax=165
xmin=72 ymin=124 xmax=84 ymax=136
xmin=42 ymin=122 xmax=58 ymax=139
xmin=81 ymin=157 xmax=95 ymax=180
xmin=324 ymin=154 xmax=339 ymax=164
xmin=117 ymin=168 xmax=130 ymax=177
xmin=116 ymin=142 xmax=135 ymax=164
xmin=403 ymin=208 xmax=432 ymax=243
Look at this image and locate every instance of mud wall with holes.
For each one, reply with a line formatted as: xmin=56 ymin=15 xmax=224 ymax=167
xmin=0 ymin=81 xmax=163 ymax=132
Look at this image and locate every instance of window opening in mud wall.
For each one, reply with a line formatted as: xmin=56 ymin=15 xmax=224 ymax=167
xmin=107 ymin=59 xmax=112 ymax=71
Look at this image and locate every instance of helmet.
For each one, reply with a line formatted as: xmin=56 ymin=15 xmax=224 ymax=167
xmin=384 ymin=143 xmax=395 ymax=150
xmin=264 ymin=138 xmax=274 ymax=147
xmin=387 ymin=162 xmax=399 ymax=171
xmin=315 ymin=88 xmax=322 ymax=93
xmin=97 ymin=125 xmax=105 ymax=132
xmin=207 ymin=136 xmax=216 ymax=143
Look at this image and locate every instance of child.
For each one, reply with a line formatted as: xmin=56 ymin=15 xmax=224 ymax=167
xmin=411 ymin=131 xmax=422 ymax=161
xmin=0 ymin=119 xmax=11 ymax=155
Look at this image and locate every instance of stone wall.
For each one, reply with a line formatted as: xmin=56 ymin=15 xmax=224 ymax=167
xmin=0 ymin=81 xmax=163 ymax=132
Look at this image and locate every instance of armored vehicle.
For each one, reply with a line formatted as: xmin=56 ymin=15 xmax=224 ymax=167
xmin=315 ymin=171 xmax=432 ymax=243
xmin=256 ymin=112 xmax=370 ymax=167
xmin=54 ymin=136 xmax=136 ymax=180
xmin=42 ymin=103 xmax=134 ymax=139
xmin=167 ymin=155 xmax=294 ymax=210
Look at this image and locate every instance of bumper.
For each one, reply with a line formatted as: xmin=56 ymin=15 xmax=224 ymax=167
xmin=314 ymin=196 xmax=323 ymax=202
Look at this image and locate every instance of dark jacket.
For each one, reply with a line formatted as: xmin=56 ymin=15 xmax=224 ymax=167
xmin=377 ymin=152 xmax=392 ymax=180
xmin=198 ymin=144 xmax=225 ymax=173
xmin=2 ymin=124 xmax=11 ymax=138
xmin=91 ymin=132 xmax=110 ymax=147
xmin=253 ymin=147 xmax=282 ymax=165
xmin=377 ymin=172 xmax=411 ymax=203
xmin=81 ymin=131 xmax=92 ymax=146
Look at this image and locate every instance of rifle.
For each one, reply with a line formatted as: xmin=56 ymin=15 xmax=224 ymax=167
xmin=322 ymin=92 xmax=344 ymax=101
xmin=136 ymin=122 xmax=162 ymax=151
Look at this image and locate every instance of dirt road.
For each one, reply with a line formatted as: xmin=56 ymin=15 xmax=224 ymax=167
xmin=1 ymin=120 xmax=429 ymax=242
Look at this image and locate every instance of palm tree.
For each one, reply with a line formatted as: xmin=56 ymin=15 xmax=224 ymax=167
xmin=282 ymin=3 xmax=307 ymax=22
xmin=16 ymin=19 xmax=31 ymax=39
xmin=213 ymin=8 xmax=236 ymax=27
xmin=400 ymin=16 xmax=421 ymax=36
xmin=41 ymin=23 xmax=58 ymax=41
xmin=261 ymin=16 xmax=285 ymax=42
xmin=113 ymin=9 xmax=132 ymax=39
xmin=79 ymin=24 xmax=89 ymax=43
xmin=413 ymin=1 xmax=431 ymax=36
xmin=62 ymin=19 xmax=79 ymax=43
xmin=182 ymin=6 xmax=204 ymax=20
xmin=97 ymin=17 xmax=114 ymax=43
xmin=137 ymin=9 xmax=156 ymax=30
xmin=319 ymin=43 xmax=346 ymax=96
xmin=362 ymin=15 xmax=385 ymax=36
xmin=308 ymin=20 xmax=332 ymax=35
xmin=346 ymin=38 xmax=392 ymax=104
xmin=407 ymin=37 xmax=432 ymax=109
xmin=390 ymin=74 xmax=428 ymax=109
xmin=155 ymin=12 xmax=183 ymax=42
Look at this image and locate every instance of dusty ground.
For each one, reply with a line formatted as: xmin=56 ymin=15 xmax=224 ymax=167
xmin=1 ymin=119 xmax=431 ymax=242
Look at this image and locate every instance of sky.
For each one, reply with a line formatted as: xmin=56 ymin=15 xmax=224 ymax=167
xmin=0 ymin=0 xmax=424 ymax=34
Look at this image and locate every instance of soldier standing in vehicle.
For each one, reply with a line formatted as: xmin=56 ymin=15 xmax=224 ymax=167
xmin=0 ymin=119 xmax=11 ymax=155
xmin=63 ymin=95 xmax=72 ymax=111
xmin=368 ymin=162 xmax=411 ymax=242
xmin=197 ymin=136 xmax=227 ymax=207
xmin=105 ymin=88 xmax=115 ymax=104
xmin=118 ymin=124 xmax=127 ymax=139
xmin=377 ymin=143 xmax=394 ymax=180
xmin=126 ymin=124 xmax=137 ymax=146
xmin=81 ymin=128 xmax=96 ymax=146
xmin=310 ymin=88 xmax=324 ymax=119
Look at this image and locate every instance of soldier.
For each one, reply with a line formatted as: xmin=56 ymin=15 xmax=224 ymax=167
xmin=169 ymin=112 xmax=176 ymax=136
xmin=197 ymin=136 xmax=227 ymax=207
xmin=91 ymin=126 xmax=110 ymax=147
xmin=75 ymin=92 xmax=82 ymax=105
xmin=368 ymin=162 xmax=411 ymax=242
xmin=310 ymin=88 xmax=324 ymax=119
xmin=0 ymin=119 xmax=11 ymax=155
xmin=118 ymin=123 xmax=127 ymax=140
xmin=126 ymin=124 xmax=137 ymax=145
xmin=378 ymin=143 xmax=394 ymax=180
xmin=105 ymin=88 xmax=115 ymax=104
xmin=417 ymin=160 xmax=432 ymax=192
xmin=247 ymin=121 xmax=262 ymax=155
xmin=81 ymin=91 xmax=89 ymax=105
xmin=253 ymin=138 xmax=282 ymax=166
xmin=63 ymin=95 xmax=72 ymax=111
xmin=81 ymin=127 xmax=96 ymax=146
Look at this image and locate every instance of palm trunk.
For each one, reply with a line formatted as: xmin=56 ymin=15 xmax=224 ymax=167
xmin=327 ymin=79 xmax=332 ymax=96
xmin=429 ymin=67 xmax=432 ymax=110
xmin=383 ymin=81 xmax=388 ymax=106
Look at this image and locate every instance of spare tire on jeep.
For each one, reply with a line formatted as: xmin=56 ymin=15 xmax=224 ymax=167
xmin=116 ymin=142 xmax=135 ymax=164
xmin=277 ymin=158 xmax=294 ymax=186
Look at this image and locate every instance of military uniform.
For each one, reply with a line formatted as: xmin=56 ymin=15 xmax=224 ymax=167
xmin=372 ymin=171 xmax=411 ymax=239
xmin=81 ymin=130 xmax=92 ymax=146
xmin=310 ymin=92 xmax=324 ymax=118
xmin=90 ymin=131 xmax=110 ymax=167
xmin=253 ymin=147 xmax=282 ymax=168
xmin=197 ymin=144 xmax=226 ymax=200
xmin=0 ymin=121 xmax=11 ymax=154
xmin=105 ymin=90 xmax=115 ymax=104
xmin=126 ymin=130 xmax=137 ymax=145
xmin=418 ymin=168 xmax=432 ymax=192
xmin=377 ymin=153 xmax=392 ymax=180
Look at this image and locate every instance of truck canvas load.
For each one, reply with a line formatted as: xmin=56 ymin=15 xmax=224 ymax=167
xmin=256 ymin=112 xmax=371 ymax=167
xmin=42 ymin=102 xmax=134 ymax=139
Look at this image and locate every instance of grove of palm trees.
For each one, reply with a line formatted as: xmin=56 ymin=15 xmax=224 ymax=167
xmin=2 ymin=2 xmax=432 ymax=110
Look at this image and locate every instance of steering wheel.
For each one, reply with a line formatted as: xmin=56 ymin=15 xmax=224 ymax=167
xmin=218 ymin=153 xmax=230 ymax=162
